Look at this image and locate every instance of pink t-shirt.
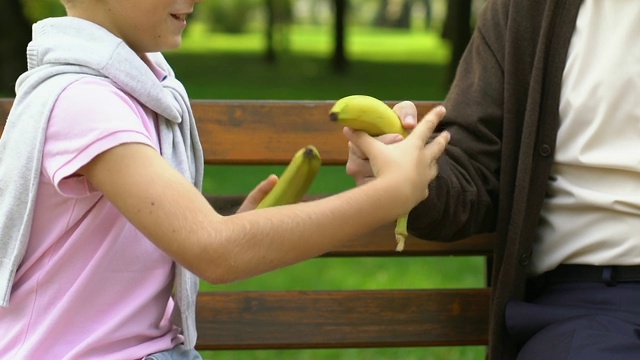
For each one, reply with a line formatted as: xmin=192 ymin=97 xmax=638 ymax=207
xmin=0 ymin=77 xmax=182 ymax=359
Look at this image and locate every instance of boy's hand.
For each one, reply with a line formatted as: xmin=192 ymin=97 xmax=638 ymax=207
xmin=344 ymin=105 xmax=449 ymax=210
xmin=236 ymin=175 xmax=278 ymax=213
xmin=345 ymin=101 xmax=420 ymax=186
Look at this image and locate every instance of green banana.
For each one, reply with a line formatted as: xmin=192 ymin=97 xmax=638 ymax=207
xmin=329 ymin=94 xmax=409 ymax=252
xmin=257 ymin=145 xmax=322 ymax=209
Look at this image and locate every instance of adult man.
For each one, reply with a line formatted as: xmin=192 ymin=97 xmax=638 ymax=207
xmin=348 ymin=0 xmax=640 ymax=358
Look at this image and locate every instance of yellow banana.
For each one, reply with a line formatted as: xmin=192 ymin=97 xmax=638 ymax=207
xmin=329 ymin=94 xmax=409 ymax=252
xmin=329 ymin=94 xmax=407 ymax=137
xmin=257 ymin=145 xmax=322 ymax=209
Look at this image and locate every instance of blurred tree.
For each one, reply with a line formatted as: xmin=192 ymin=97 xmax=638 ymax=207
xmin=265 ymin=0 xmax=293 ymax=62
xmin=332 ymin=0 xmax=348 ymax=73
xmin=424 ymin=0 xmax=432 ymax=29
xmin=373 ymin=0 xmax=412 ymax=29
xmin=307 ymin=0 xmax=324 ymax=25
xmin=200 ymin=0 xmax=261 ymax=33
xmin=266 ymin=0 xmax=277 ymax=62
xmin=0 ymin=0 xmax=32 ymax=95
xmin=373 ymin=0 xmax=389 ymax=26
xmin=396 ymin=0 xmax=413 ymax=28
xmin=442 ymin=0 xmax=472 ymax=84
xmin=22 ymin=0 xmax=65 ymax=22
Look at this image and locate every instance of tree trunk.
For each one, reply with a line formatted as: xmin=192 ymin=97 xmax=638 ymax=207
xmin=264 ymin=0 xmax=277 ymax=63
xmin=0 ymin=0 xmax=32 ymax=96
xmin=395 ymin=0 xmax=412 ymax=29
xmin=424 ymin=0 xmax=432 ymax=29
xmin=332 ymin=0 xmax=348 ymax=73
xmin=373 ymin=0 xmax=390 ymax=27
xmin=442 ymin=0 xmax=472 ymax=86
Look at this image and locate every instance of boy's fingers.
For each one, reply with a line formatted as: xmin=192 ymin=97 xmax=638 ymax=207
xmin=237 ymin=174 xmax=278 ymax=213
xmin=409 ymin=105 xmax=447 ymax=143
xmin=421 ymin=132 xmax=450 ymax=197
xmin=347 ymin=133 xmax=404 ymax=161
xmin=343 ymin=127 xmax=380 ymax=158
xmin=425 ymin=131 xmax=451 ymax=159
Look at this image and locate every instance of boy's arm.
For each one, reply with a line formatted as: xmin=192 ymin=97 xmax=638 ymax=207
xmin=78 ymin=143 xmax=405 ymax=284
xmin=78 ymin=107 xmax=448 ymax=284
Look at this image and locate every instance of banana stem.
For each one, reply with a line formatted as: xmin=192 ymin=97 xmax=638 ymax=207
xmin=394 ymin=214 xmax=409 ymax=252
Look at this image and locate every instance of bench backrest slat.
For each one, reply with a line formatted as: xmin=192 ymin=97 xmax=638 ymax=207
xmin=0 ymin=99 xmax=10 ymax=133
xmin=191 ymin=99 xmax=440 ymax=165
xmin=209 ymin=194 xmax=494 ymax=257
xmin=195 ymin=289 xmax=490 ymax=350
xmin=0 ymin=99 xmax=439 ymax=165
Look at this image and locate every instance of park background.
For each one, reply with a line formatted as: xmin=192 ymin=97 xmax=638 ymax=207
xmin=3 ymin=0 xmax=487 ymax=359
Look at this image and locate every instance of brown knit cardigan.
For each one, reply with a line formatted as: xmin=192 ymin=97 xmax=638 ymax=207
xmin=407 ymin=0 xmax=584 ymax=358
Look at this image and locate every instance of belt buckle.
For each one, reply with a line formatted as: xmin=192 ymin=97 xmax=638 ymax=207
xmin=601 ymin=266 xmax=617 ymax=286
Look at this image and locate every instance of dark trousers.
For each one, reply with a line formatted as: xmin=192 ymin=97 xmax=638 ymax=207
xmin=506 ymin=268 xmax=640 ymax=360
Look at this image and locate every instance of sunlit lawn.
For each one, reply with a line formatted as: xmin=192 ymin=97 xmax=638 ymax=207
xmin=168 ymin=23 xmax=452 ymax=101
xmin=165 ymin=23 xmax=486 ymax=360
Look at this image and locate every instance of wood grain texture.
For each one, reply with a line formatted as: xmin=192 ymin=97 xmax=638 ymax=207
xmin=0 ymin=98 xmax=439 ymax=165
xmin=195 ymin=289 xmax=490 ymax=350
xmin=208 ymin=194 xmax=494 ymax=257
xmin=191 ymin=99 xmax=440 ymax=165
xmin=0 ymin=98 xmax=9 ymax=134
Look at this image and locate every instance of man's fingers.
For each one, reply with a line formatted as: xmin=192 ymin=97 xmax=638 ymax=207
xmin=348 ymin=141 xmax=367 ymax=160
xmin=377 ymin=133 xmax=404 ymax=144
xmin=345 ymin=155 xmax=376 ymax=182
xmin=392 ymin=101 xmax=418 ymax=130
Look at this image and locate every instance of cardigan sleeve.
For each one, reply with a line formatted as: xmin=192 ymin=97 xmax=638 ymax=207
xmin=408 ymin=0 xmax=509 ymax=241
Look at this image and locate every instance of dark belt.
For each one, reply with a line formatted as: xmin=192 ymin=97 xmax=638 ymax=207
xmin=536 ymin=264 xmax=640 ymax=287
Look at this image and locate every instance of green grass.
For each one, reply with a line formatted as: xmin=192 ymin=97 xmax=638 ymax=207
xmin=180 ymin=24 xmax=451 ymax=64
xmin=166 ymin=24 xmax=452 ymax=101
xmin=170 ymin=24 xmax=486 ymax=359
xmin=165 ymin=51 xmax=450 ymax=102
xmin=202 ymin=347 xmax=484 ymax=360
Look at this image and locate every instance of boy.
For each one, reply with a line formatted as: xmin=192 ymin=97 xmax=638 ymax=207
xmin=0 ymin=0 xmax=450 ymax=358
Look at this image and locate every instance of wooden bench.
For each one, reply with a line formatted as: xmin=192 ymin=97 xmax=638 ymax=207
xmin=0 ymin=98 xmax=494 ymax=352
